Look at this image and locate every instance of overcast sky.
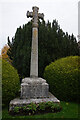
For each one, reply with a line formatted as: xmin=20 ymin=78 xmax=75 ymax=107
xmin=0 ymin=0 xmax=79 ymax=54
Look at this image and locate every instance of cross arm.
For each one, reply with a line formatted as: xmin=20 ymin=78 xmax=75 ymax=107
xmin=27 ymin=11 xmax=33 ymax=18
xmin=38 ymin=13 xmax=44 ymax=20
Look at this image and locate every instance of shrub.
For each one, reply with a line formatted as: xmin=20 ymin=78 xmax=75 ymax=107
xmin=14 ymin=107 xmax=20 ymax=113
xmin=2 ymin=59 xmax=20 ymax=106
xmin=39 ymin=102 xmax=46 ymax=111
xmin=10 ymin=102 xmax=62 ymax=115
xmin=44 ymin=56 xmax=80 ymax=102
xmin=27 ymin=103 xmax=37 ymax=114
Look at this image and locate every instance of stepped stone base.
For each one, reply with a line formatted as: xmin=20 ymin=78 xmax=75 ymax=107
xmin=9 ymin=92 xmax=60 ymax=111
xmin=21 ymin=77 xmax=49 ymax=99
xmin=9 ymin=77 xmax=60 ymax=112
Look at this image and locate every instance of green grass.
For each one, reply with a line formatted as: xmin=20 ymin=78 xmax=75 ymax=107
xmin=2 ymin=101 xmax=79 ymax=119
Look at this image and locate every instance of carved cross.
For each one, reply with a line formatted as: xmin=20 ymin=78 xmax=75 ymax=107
xmin=27 ymin=6 xmax=44 ymax=27
xmin=27 ymin=6 xmax=44 ymax=77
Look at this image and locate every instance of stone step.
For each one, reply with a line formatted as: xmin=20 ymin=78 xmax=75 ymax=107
xmin=9 ymin=92 xmax=60 ymax=112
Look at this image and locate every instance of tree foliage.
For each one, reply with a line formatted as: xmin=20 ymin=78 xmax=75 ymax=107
xmin=7 ymin=20 xmax=79 ymax=78
xmin=1 ymin=44 xmax=12 ymax=63
xmin=1 ymin=45 xmax=9 ymax=58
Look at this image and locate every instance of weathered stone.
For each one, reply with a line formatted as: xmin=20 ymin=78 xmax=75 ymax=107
xmin=27 ymin=6 xmax=44 ymax=77
xmin=9 ymin=92 xmax=60 ymax=112
xmin=42 ymin=83 xmax=49 ymax=98
xmin=22 ymin=77 xmax=46 ymax=83
xmin=19 ymin=7 xmax=50 ymax=99
xmin=21 ymin=78 xmax=49 ymax=99
xmin=30 ymin=27 xmax=38 ymax=77
xmin=20 ymin=83 xmax=30 ymax=99
xmin=9 ymin=6 xmax=60 ymax=113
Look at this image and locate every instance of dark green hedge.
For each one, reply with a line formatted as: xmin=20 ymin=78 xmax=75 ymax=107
xmin=44 ymin=56 xmax=80 ymax=102
xmin=2 ymin=59 xmax=20 ymax=106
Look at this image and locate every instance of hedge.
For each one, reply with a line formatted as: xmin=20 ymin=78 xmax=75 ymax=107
xmin=2 ymin=59 xmax=20 ymax=106
xmin=44 ymin=56 xmax=80 ymax=102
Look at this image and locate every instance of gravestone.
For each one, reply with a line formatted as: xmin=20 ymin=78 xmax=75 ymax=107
xmin=9 ymin=6 xmax=60 ymax=112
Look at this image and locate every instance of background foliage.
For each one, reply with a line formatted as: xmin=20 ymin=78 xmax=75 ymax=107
xmin=1 ymin=45 xmax=12 ymax=64
xmin=44 ymin=56 xmax=80 ymax=102
xmin=1 ymin=45 xmax=9 ymax=59
xmin=7 ymin=20 xmax=79 ymax=78
xmin=2 ymin=59 xmax=20 ymax=106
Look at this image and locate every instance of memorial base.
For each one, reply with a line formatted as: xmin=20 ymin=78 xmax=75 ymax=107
xmin=9 ymin=77 xmax=60 ymax=112
xmin=9 ymin=92 xmax=60 ymax=112
xmin=21 ymin=77 xmax=49 ymax=98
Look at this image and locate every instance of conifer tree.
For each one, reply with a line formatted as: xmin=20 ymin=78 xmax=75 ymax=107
xmin=7 ymin=20 xmax=79 ymax=78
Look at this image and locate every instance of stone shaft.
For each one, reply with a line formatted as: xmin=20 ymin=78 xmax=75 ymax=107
xmin=30 ymin=27 xmax=38 ymax=77
xmin=27 ymin=6 xmax=44 ymax=77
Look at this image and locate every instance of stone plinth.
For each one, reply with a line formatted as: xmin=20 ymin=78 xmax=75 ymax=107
xmin=9 ymin=92 xmax=60 ymax=112
xmin=21 ymin=78 xmax=49 ymax=99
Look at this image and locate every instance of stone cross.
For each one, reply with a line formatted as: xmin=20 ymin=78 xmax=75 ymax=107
xmin=27 ymin=6 xmax=44 ymax=77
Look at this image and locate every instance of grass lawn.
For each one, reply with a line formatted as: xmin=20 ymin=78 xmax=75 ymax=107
xmin=2 ymin=101 xmax=79 ymax=119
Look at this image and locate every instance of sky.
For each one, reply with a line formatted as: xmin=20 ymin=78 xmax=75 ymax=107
xmin=0 ymin=0 xmax=80 ymax=54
